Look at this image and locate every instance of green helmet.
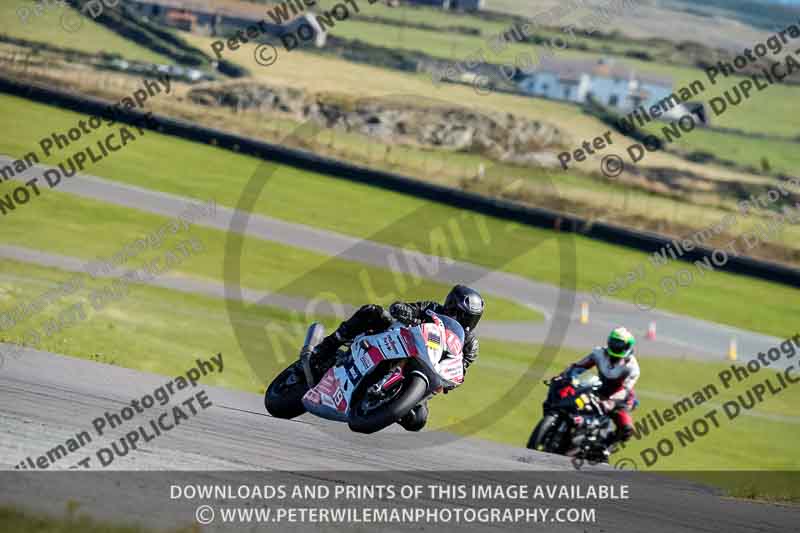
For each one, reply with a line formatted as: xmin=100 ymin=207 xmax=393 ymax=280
xmin=607 ymin=327 xmax=636 ymax=358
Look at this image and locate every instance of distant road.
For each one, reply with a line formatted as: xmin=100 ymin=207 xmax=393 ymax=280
xmin=1 ymin=156 xmax=787 ymax=365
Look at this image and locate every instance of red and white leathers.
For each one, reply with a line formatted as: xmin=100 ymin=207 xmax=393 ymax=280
xmin=566 ymin=347 xmax=640 ymax=441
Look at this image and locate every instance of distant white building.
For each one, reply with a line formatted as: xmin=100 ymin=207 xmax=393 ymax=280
xmin=517 ymin=58 xmax=685 ymax=118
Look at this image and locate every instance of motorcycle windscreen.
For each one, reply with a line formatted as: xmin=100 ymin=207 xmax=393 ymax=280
xmin=302 ymin=328 xmax=419 ymax=421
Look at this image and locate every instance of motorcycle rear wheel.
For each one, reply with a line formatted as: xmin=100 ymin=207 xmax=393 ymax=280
xmin=348 ymin=372 xmax=428 ymax=434
xmin=526 ymin=414 xmax=559 ymax=452
xmin=264 ymin=362 xmax=308 ymax=419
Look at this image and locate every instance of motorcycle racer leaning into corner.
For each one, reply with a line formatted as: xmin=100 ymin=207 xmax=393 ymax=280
xmin=557 ymin=327 xmax=640 ymax=450
xmin=308 ymin=285 xmax=485 ymax=432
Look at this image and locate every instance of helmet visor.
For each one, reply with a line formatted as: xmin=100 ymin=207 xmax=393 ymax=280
xmin=607 ymin=337 xmax=631 ymax=357
xmin=457 ymin=309 xmax=481 ymax=331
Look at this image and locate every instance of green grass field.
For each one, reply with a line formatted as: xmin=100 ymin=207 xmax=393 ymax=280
xmin=0 ymin=258 xmax=333 ymax=389
xmin=0 ymin=2 xmax=171 ymax=64
xmin=2 ymin=258 xmax=797 ymax=499
xmin=640 ymin=121 xmax=800 ymax=176
xmin=0 ymin=506 xmax=192 ymax=533
xmin=1 ymin=93 xmax=798 ymax=338
xmin=0 ymin=191 xmax=539 ymax=323
xmin=315 ymin=0 xmax=679 ymax=60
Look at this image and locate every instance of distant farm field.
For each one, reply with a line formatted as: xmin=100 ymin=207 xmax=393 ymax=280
xmin=0 ymin=2 xmax=171 ymax=64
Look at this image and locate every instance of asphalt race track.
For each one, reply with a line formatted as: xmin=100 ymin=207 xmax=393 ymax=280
xmin=1 ymin=346 xmax=798 ymax=532
xmin=1 ymin=157 xmax=798 ymax=532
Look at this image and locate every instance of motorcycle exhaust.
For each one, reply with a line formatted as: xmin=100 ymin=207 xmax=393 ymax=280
xmin=300 ymin=322 xmax=325 ymax=386
xmin=304 ymin=322 xmax=325 ymax=351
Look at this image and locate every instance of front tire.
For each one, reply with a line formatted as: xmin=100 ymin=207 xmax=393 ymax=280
xmin=348 ymin=373 xmax=428 ymax=434
xmin=265 ymin=362 xmax=308 ymax=419
xmin=526 ymin=414 xmax=559 ymax=452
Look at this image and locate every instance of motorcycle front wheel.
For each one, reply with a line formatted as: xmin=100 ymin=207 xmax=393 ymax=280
xmin=264 ymin=362 xmax=308 ymax=419
xmin=348 ymin=371 xmax=428 ymax=434
xmin=526 ymin=414 xmax=559 ymax=452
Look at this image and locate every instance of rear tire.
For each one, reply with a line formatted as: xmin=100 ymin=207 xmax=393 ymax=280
xmin=526 ymin=414 xmax=559 ymax=452
xmin=348 ymin=373 xmax=428 ymax=434
xmin=265 ymin=362 xmax=308 ymax=419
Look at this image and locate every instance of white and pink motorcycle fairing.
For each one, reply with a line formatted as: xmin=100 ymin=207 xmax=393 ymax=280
xmin=302 ymin=312 xmax=465 ymax=433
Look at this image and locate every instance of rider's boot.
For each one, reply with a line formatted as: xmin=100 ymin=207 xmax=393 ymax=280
xmin=398 ymin=401 xmax=428 ymax=432
xmin=603 ymin=425 xmax=632 ymax=454
xmin=308 ymin=331 xmax=346 ymax=382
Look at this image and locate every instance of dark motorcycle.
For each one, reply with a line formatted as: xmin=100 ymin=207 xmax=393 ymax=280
xmin=526 ymin=371 xmax=615 ymax=463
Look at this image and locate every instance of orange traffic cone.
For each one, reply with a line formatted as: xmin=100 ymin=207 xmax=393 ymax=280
xmin=580 ymin=302 xmax=589 ymax=324
xmin=646 ymin=321 xmax=656 ymax=340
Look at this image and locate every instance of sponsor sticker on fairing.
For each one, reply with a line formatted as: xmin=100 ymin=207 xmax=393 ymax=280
xmin=427 ymin=330 xmax=441 ymax=350
xmin=304 ymin=388 xmax=321 ymax=404
xmin=359 ymin=353 xmax=374 ymax=371
xmin=399 ymin=328 xmax=419 ymax=357
xmin=382 ymin=335 xmax=399 ymax=354
xmin=445 ymin=330 xmax=463 ymax=356
xmin=344 ymin=359 xmax=363 ymax=383
xmin=439 ymin=359 xmax=464 ymax=383
xmin=333 ymin=388 xmax=346 ymax=411
xmin=367 ymin=346 xmax=384 ymax=365
xmin=316 ymin=370 xmax=339 ymax=396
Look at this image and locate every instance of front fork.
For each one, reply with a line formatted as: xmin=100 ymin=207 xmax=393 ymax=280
xmin=300 ymin=349 xmax=315 ymax=387
xmin=301 ymin=346 xmax=350 ymax=387
xmin=300 ymin=322 xmax=326 ymax=386
xmin=367 ymin=361 xmax=407 ymax=397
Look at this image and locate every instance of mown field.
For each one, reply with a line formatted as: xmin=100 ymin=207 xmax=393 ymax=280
xmin=0 ymin=2 xmax=171 ymax=64
xmin=0 ymin=506 xmax=193 ymax=533
xmin=1 ymin=94 xmax=798 ymax=337
xmin=0 ymin=189 xmax=538 ymax=323
xmin=639 ymin=121 xmax=800 ymax=177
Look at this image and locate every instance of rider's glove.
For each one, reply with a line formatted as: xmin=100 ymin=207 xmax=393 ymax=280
xmin=389 ymin=302 xmax=417 ymax=325
xmin=601 ymin=399 xmax=617 ymax=413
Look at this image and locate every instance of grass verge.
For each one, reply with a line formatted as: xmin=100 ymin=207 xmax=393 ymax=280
xmin=1 ymin=94 xmax=798 ymax=337
xmin=0 ymin=505 xmax=192 ymax=533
